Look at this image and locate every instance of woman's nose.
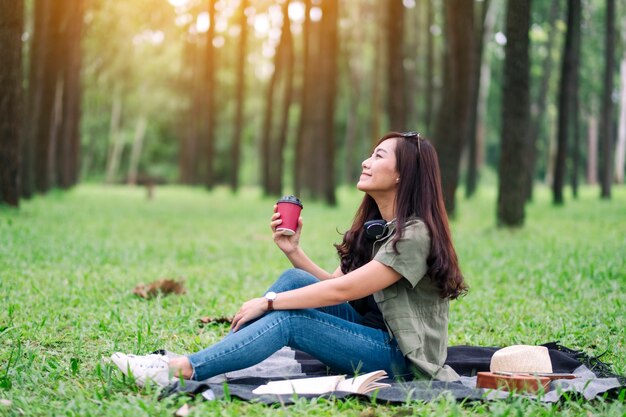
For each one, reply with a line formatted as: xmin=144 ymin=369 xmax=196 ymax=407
xmin=362 ymin=157 xmax=370 ymax=169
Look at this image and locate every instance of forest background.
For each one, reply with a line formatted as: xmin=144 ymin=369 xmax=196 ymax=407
xmin=1 ymin=0 xmax=625 ymax=226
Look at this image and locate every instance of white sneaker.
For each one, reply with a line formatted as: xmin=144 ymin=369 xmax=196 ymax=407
xmin=111 ymin=352 xmax=174 ymax=387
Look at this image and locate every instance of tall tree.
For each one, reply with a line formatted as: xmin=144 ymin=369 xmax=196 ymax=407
xmin=599 ymin=0 xmax=616 ymax=199
xmin=204 ymin=0 xmax=217 ymax=189
xmin=424 ymin=0 xmax=435 ymax=132
xmin=525 ymin=0 xmax=561 ymax=202
xmin=295 ymin=0 xmax=339 ymax=204
xmin=57 ymin=1 xmax=84 ymax=188
xmin=616 ymin=59 xmax=626 ymax=184
xmin=553 ymin=0 xmax=581 ymax=205
xmin=465 ymin=0 xmax=492 ymax=198
xmin=433 ymin=0 xmax=475 ymax=215
xmin=33 ymin=0 xmax=60 ymax=193
xmin=0 ymin=0 xmax=24 ymax=206
xmin=261 ymin=0 xmax=294 ymax=196
xmin=386 ymin=0 xmax=406 ymax=130
xmin=497 ymin=0 xmax=531 ymax=226
xmin=229 ymin=0 xmax=248 ymax=192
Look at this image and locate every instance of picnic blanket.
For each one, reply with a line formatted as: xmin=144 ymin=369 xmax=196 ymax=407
xmin=159 ymin=342 xmax=625 ymax=404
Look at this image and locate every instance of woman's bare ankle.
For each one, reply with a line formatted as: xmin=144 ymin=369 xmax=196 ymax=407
xmin=169 ymin=357 xmax=194 ymax=379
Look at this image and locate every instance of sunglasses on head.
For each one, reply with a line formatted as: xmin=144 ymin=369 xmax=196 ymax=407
xmin=398 ymin=131 xmax=423 ymax=154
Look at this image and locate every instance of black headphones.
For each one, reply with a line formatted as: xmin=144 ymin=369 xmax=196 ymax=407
xmin=364 ymin=219 xmax=395 ymax=240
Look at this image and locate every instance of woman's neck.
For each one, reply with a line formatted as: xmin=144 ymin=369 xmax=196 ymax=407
xmin=372 ymin=194 xmax=396 ymax=221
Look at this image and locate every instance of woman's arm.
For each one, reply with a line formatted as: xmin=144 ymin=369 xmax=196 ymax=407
xmin=271 ymin=208 xmax=343 ymax=280
xmin=231 ymin=260 xmax=400 ymax=331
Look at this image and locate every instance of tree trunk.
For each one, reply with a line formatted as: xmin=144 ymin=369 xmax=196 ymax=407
xmin=525 ymin=0 xmax=561 ymax=202
xmin=599 ymin=0 xmax=615 ymax=199
xmin=58 ymin=1 xmax=84 ymax=188
xmin=127 ymin=116 xmax=148 ymax=185
xmin=386 ymin=0 xmax=406 ymax=130
xmin=105 ymin=92 xmax=123 ymax=184
xmin=270 ymin=2 xmax=295 ymax=196
xmin=262 ymin=0 xmax=294 ymax=196
xmin=465 ymin=0 xmax=492 ymax=198
xmin=496 ymin=0 xmax=531 ymax=226
xmin=33 ymin=0 xmax=62 ymax=193
xmin=229 ymin=0 xmax=248 ymax=193
xmin=424 ymin=0 xmax=435 ymax=132
xmin=0 ymin=0 xmax=24 ymax=206
xmin=321 ymin=0 xmax=338 ymax=205
xmin=433 ymin=0 xmax=475 ymax=215
xmin=370 ymin=1 xmax=384 ymax=142
xmin=615 ymin=58 xmax=626 ymax=184
xmin=553 ymin=0 xmax=581 ymax=205
xmin=294 ymin=0 xmax=312 ymax=198
xmin=587 ymin=113 xmax=598 ymax=184
xmin=204 ymin=0 xmax=217 ymax=189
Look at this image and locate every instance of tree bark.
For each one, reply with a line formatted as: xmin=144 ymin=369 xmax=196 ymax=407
xmin=321 ymin=0 xmax=338 ymax=205
xmin=33 ymin=0 xmax=62 ymax=193
xmin=424 ymin=0 xmax=435 ymax=132
xmin=599 ymin=0 xmax=615 ymax=199
xmin=204 ymin=0 xmax=217 ymax=189
xmin=269 ymin=2 xmax=295 ymax=196
xmin=587 ymin=112 xmax=598 ymax=184
xmin=0 ymin=0 xmax=24 ymax=206
xmin=127 ymin=116 xmax=148 ymax=185
xmin=386 ymin=0 xmax=406 ymax=130
xmin=465 ymin=0 xmax=492 ymax=198
xmin=229 ymin=0 xmax=248 ymax=193
xmin=497 ymin=0 xmax=531 ymax=226
xmin=433 ymin=0 xmax=475 ymax=215
xmin=553 ymin=0 xmax=581 ymax=205
xmin=616 ymin=58 xmax=626 ymax=184
xmin=525 ymin=0 xmax=561 ymax=202
xmin=105 ymin=91 xmax=123 ymax=184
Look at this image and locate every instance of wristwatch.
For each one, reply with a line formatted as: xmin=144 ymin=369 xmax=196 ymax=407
xmin=264 ymin=291 xmax=277 ymax=311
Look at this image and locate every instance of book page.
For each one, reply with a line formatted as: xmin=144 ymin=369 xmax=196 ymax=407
xmin=252 ymin=375 xmax=345 ymax=395
xmin=336 ymin=370 xmax=390 ymax=394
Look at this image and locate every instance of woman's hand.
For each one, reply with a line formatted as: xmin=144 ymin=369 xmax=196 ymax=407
xmin=270 ymin=205 xmax=302 ymax=255
xmin=231 ymin=297 xmax=267 ymax=332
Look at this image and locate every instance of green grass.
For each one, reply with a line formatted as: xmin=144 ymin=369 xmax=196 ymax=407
xmin=0 ymin=184 xmax=624 ymax=416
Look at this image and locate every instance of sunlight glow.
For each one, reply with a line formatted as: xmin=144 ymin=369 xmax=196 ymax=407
xmin=288 ymin=2 xmax=305 ymax=23
xmin=495 ymin=32 xmax=507 ymax=46
xmin=254 ymin=14 xmax=270 ymax=36
xmin=310 ymin=7 xmax=322 ymax=22
xmin=196 ymin=12 xmax=210 ymax=33
xmin=403 ymin=0 xmax=416 ymax=8
xmin=133 ymin=29 xmax=164 ymax=46
xmin=168 ymin=0 xmax=191 ymax=7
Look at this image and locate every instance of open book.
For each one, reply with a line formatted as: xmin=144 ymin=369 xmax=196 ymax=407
xmin=252 ymin=370 xmax=390 ymax=395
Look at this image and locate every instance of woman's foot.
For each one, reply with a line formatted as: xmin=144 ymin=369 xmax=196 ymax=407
xmin=111 ymin=352 xmax=176 ymax=387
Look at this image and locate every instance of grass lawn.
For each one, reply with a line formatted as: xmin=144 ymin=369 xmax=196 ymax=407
xmin=0 ymin=184 xmax=625 ymax=416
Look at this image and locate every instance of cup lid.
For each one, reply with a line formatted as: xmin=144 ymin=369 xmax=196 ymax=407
xmin=277 ymin=195 xmax=303 ymax=208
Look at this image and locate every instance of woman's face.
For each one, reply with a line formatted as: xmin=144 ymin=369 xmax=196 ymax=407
xmin=357 ymin=138 xmax=400 ymax=195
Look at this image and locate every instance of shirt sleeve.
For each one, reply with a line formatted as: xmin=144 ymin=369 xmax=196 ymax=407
xmin=373 ymin=220 xmax=430 ymax=288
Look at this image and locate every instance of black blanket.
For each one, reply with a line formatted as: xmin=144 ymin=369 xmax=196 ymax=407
xmin=160 ymin=342 xmax=625 ymax=404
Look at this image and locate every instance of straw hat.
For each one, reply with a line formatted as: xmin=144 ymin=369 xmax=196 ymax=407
xmin=490 ymin=345 xmax=553 ymax=374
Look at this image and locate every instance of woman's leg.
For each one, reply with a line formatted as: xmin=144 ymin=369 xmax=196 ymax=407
xmin=187 ymin=308 xmax=410 ymax=381
xmin=265 ymin=268 xmax=366 ymax=324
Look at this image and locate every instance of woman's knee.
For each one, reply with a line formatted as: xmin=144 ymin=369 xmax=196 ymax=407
xmin=268 ymin=269 xmax=320 ymax=292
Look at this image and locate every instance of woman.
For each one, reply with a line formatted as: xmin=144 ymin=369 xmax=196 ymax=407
xmin=111 ymin=131 xmax=467 ymax=387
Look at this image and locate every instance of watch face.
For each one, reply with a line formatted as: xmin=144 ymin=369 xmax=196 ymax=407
xmin=265 ymin=291 xmax=277 ymax=300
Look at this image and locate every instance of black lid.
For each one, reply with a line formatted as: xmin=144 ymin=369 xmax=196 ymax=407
xmin=277 ymin=195 xmax=303 ymax=208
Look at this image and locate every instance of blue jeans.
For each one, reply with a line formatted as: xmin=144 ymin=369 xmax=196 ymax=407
xmin=187 ymin=268 xmax=411 ymax=380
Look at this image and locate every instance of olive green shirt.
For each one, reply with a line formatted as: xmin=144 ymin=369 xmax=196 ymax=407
xmin=372 ymin=218 xmax=460 ymax=381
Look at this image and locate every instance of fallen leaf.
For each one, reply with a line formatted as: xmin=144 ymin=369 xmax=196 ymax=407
xmin=133 ymin=279 xmax=187 ymax=299
xmin=198 ymin=316 xmax=233 ymax=325
xmin=174 ymin=403 xmax=191 ymax=417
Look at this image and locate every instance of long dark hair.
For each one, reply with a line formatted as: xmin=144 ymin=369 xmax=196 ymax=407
xmin=334 ymin=132 xmax=467 ymax=299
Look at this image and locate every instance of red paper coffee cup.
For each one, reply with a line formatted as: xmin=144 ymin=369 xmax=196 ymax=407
xmin=276 ymin=195 xmax=303 ymax=236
